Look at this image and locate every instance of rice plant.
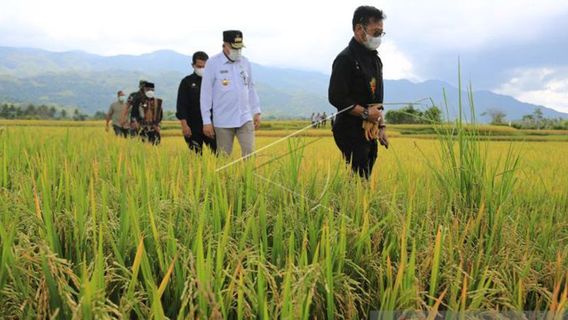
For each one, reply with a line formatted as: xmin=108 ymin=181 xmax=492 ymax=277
xmin=0 ymin=95 xmax=567 ymax=318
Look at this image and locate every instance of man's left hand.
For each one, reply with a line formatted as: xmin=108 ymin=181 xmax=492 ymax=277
xmin=362 ymin=120 xmax=378 ymax=141
xmin=253 ymin=113 xmax=261 ymax=130
xmin=367 ymin=105 xmax=383 ymax=123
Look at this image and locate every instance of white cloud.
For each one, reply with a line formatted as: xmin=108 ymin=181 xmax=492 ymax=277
xmin=2 ymin=0 xmax=567 ymax=62
xmin=496 ymin=67 xmax=568 ymax=113
xmin=380 ymin=41 xmax=419 ymax=80
xmin=382 ymin=0 xmax=568 ymax=52
xmin=0 ymin=0 xmax=421 ymax=77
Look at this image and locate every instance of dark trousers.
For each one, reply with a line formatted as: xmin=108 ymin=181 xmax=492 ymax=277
xmin=140 ymin=128 xmax=161 ymax=145
xmin=129 ymin=122 xmax=139 ymax=137
xmin=184 ymin=132 xmax=217 ymax=154
xmin=112 ymin=125 xmax=128 ymax=138
xmin=333 ymin=131 xmax=378 ymax=179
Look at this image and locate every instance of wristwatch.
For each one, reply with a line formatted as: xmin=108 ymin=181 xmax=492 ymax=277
xmin=361 ymin=108 xmax=369 ymax=120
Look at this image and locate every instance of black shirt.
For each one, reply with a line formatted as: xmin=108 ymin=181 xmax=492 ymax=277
xmin=127 ymin=90 xmax=145 ymax=121
xmin=176 ymin=73 xmax=207 ymax=130
xmin=328 ymin=37 xmax=384 ymax=137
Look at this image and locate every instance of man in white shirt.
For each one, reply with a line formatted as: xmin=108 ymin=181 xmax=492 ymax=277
xmin=200 ymin=30 xmax=261 ymax=157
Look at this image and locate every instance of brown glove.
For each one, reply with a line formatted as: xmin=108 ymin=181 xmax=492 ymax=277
xmin=362 ymin=120 xmax=379 ymax=141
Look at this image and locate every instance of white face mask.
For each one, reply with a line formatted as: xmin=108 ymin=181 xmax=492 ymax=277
xmin=145 ymin=90 xmax=155 ymax=99
xmin=363 ymin=31 xmax=382 ymax=50
xmin=228 ymin=48 xmax=242 ymax=61
xmin=194 ymin=67 xmax=204 ymax=77
xmin=118 ymin=96 xmax=125 ymax=103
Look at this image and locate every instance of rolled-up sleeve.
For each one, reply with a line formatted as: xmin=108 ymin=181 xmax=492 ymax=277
xmin=200 ymin=63 xmax=215 ymax=125
xmin=328 ymin=55 xmax=356 ymax=112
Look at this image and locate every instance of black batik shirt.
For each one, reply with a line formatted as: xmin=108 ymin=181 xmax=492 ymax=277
xmin=127 ymin=90 xmax=145 ymax=121
xmin=328 ymin=37 xmax=384 ymax=137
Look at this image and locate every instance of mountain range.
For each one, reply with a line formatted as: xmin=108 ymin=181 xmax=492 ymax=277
xmin=0 ymin=46 xmax=566 ymax=121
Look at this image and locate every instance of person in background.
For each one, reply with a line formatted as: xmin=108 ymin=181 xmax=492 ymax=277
xmin=106 ymin=90 xmax=129 ymax=137
xmin=200 ymin=30 xmax=261 ymax=158
xmin=137 ymin=82 xmax=163 ymax=145
xmin=176 ymin=51 xmax=217 ymax=154
xmin=121 ymin=80 xmax=146 ymax=136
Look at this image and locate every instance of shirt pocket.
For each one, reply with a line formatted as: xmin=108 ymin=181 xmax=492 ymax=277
xmin=352 ymin=65 xmax=368 ymax=85
xmin=353 ymin=67 xmax=373 ymax=97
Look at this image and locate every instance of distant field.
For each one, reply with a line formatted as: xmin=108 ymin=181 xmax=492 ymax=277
xmin=0 ymin=120 xmax=567 ymax=318
xmin=2 ymin=119 xmax=567 ymax=141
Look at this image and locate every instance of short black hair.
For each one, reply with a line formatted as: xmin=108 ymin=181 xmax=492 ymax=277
xmin=352 ymin=6 xmax=385 ymax=31
xmin=192 ymin=51 xmax=209 ymax=65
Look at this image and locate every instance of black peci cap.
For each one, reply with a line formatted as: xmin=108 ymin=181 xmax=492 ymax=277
xmin=144 ymin=82 xmax=155 ymax=89
xmin=223 ymin=30 xmax=245 ymax=49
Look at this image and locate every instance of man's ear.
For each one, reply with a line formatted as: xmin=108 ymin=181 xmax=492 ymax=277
xmin=354 ymin=24 xmax=364 ymax=37
xmin=354 ymin=24 xmax=363 ymax=39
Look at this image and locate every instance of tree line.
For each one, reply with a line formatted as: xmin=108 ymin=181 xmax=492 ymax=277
xmin=385 ymin=105 xmax=443 ymax=124
xmin=483 ymin=107 xmax=568 ymax=130
xmin=0 ymin=103 xmax=184 ymax=121
xmin=0 ymin=103 xmax=90 ymax=120
xmin=2 ymin=102 xmax=566 ymax=129
xmin=384 ymin=104 xmax=567 ymax=130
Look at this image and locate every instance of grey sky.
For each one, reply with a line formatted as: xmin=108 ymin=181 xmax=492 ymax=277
xmin=1 ymin=0 xmax=567 ymax=112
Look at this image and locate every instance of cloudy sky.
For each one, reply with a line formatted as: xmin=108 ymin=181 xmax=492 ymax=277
xmin=1 ymin=0 xmax=568 ymax=112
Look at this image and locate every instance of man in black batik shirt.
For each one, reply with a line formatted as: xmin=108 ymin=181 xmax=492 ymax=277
xmin=329 ymin=5 xmax=389 ymax=179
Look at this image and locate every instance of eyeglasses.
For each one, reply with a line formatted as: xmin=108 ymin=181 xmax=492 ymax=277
xmin=363 ymin=27 xmax=387 ymax=37
xmin=365 ymin=29 xmax=386 ymax=37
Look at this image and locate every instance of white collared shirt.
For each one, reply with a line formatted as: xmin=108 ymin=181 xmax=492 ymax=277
xmin=200 ymin=52 xmax=261 ymax=128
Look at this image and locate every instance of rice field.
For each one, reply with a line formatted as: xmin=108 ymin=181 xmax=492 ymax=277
xmin=0 ymin=119 xmax=567 ymax=319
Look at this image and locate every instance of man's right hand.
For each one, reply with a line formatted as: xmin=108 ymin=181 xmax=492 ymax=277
xmin=203 ymin=124 xmax=215 ymax=138
xmin=367 ymin=105 xmax=382 ymax=123
xmin=182 ymin=124 xmax=192 ymax=137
